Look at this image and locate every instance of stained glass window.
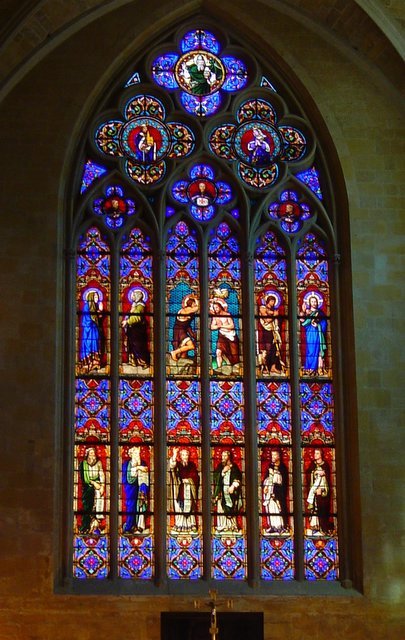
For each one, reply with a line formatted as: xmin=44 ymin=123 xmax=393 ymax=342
xmin=118 ymin=227 xmax=154 ymax=579
xmin=166 ymin=220 xmax=203 ymax=578
xmin=74 ymin=227 xmax=111 ymax=578
xmin=67 ymin=23 xmax=349 ymax=591
xmin=208 ymin=223 xmax=246 ymax=580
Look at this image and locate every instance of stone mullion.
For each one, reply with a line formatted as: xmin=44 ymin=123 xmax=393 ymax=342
xmin=289 ymin=237 xmax=305 ymax=581
xmin=65 ymin=246 xmax=77 ymax=586
xmin=242 ymin=248 xmax=259 ymax=587
xmin=154 ymin=247 xmax=167 ymax=587
xmin=109 ymin=238 xmax=120 ymax=581
xmin=199 ymin=232 xmax=212 ymax=580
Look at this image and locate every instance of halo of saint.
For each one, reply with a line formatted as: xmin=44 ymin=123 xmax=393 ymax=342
xmin=259 ymin=289 xmax=283 ymax=309
xmin=302 ymin=290 xmax=324 ymax=309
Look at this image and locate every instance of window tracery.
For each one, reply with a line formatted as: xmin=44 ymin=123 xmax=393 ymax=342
xmin=70 ymin=23 xmax=342 ymax=588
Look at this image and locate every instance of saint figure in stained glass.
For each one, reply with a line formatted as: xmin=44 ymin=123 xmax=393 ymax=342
xmin=246 ymin=126 xmax=274 ymax=165
xmin=170 ymin=294 xmax=199 ymax=363
xmin=80 ymin=289 xmax=105 ymax=372
xmin=134 ymin=124 xmax=158 ymax=162
xmin=299 ymin=294 xmax=327 ymax=376
xmin=262 ymin=449 xmax=289 ymax=535
xmin=213 ymin=450 xmax=243 ymax=533
xmin=122 ymin=445 xmax=149 ymax=534
xmin=175 ymin=51 xmax=225 ymax=96
xmin=122 ymin=288 xmax=150 ymax=369
xmin=257 ymin=292 xmax=285 ymax=375
xmin=209 ymin=289 xmax=240 ymax=374
xmin=169 ymin=447 xmax=200 ymax=533
xmin=189 ymin=180 xmax=215 ymax=206
xmin=79 ymin=447 xmax=105 ymax=534
xmin=305 ymin=448 xmax=333 ymax=536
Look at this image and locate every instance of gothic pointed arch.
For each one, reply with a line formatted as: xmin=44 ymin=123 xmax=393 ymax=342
xmin=64 ymin=17 xmax=359 ymax=594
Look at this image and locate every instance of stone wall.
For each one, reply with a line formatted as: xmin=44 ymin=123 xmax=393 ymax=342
xmin=0 ymin=2 xmax=403 ymax=638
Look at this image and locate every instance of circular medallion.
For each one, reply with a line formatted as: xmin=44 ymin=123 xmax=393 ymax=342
xmin=120 ymin=117 xmax=171 ymax=163
xmin=233 ymin=121 xmax=283 ymax=167
xmin=103 ymin=196 xmax=127 ymax=216
xmin=187 ymin=179 xmax=217 ymax=207
xmin=175 ymin=50 xmax=225 ymax=96
xmin=278 ymin=201 xmax=301 ymax=222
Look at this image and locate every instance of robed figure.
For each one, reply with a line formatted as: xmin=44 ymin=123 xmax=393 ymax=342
xmin=169 ymin=448 xmax=200 ymax=533
xmin=122 ymin=446 xmax=149 ymax=534
xmin=306 ymin=448 xmax=333 ymax=535
xmin=122 ymin=289 xmax=150 ymax=369
xmin=262 ymin=450 xmax=289 ymax=534
xmin=79 ymin=447 xmax=105 ymax=534
xmin=300 ymin=294 xmax=327 ymax=376
xmin=213 ymin=450 xmax=243 ymax=533
xmin=80 ymin=289 xmax=105 ymax=372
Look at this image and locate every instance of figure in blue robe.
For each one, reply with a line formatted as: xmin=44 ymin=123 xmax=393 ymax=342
xmin=300 ymin=295 xmax=327 ymax=375
xmin=123 ymin=446 xmax=149 ymax=533
xmin=247 ymin=127 xmax=272 ymax=166
xmin=80 ymin=290 xmax=104 ymax=371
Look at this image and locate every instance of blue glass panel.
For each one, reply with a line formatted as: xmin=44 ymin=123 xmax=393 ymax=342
xmin=210 ymin=381 xmax=244 ymax=443
xmin=167 ymin=535 xmax=202 ymax=579
xmin=166 ymin=223 xmax=199 ymax=279
xmin=215 ymin=181 xmax=233 ymax=204
xmin=189 ymin=164 xmax=215 ymax=180
xmin=119 ymin=535 xmax=153 ymax=579
xmin=119 ymin=379 xmax=154 ymax=442
xmin=167 ymin=380 xmax=201 ymax=442
xmin=151 ymin=54 xmax=179 ymax=89
xmin=300 ymin=382 xmax=334 ymax=444
xmin=180 ymin=29 xmax=220 ymax=54
xmin=121 ymin=228 xmax=152 ymax=279
xmin=190 ymin=204 xmax=216 ymax=222
xmin=77 ymin=227 xmax=110 ymax=278
xmin=73 ymin=534 xmax=109 ymax=579
xmin=304 ymin=538 xmax=339 ymax=580
xmin=257 ymin=382 xmax=291 ymax=442
xmin=80 ymin=160 xmax=107 ymax=194
xmin=172 ymin=180 xmax=189 ymax=203
xmin=180 ymin=91 xmax=221 ymax=117
xmin=222 ymin=56 xmax=248 ymax=92
xmin=75 ymin=378 xmax=110 ymax=442
xmin=280 ymin=190 xmax=298 ymax=202
xmin=212 ymin=535 xmax=246 ymax=580
xmin=296 ymin=166 xmax=323 ymax=200
xmin=261 ymin=537 xmax=294 ymax=580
